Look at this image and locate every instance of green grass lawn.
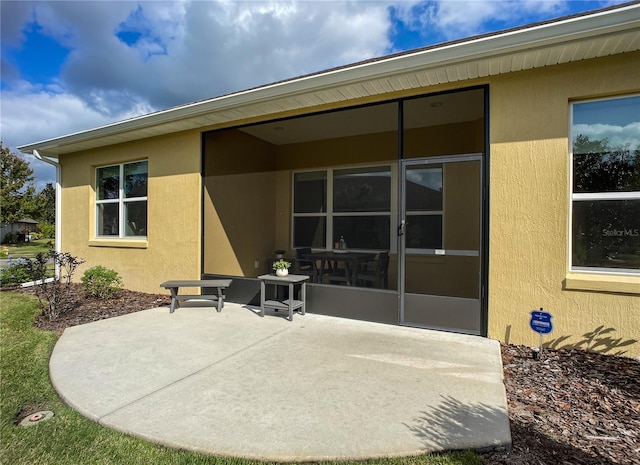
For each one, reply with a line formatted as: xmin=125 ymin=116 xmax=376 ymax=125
xmin=1 ymin=240 xmax=55 ymax=284
xmin=0 ymin=292 xmax=480 ymax=465
xmin=3 ymin=239 xmax=53 ymax=258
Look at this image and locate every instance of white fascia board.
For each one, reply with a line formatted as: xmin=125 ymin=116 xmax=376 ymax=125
xmin=322 ymin=4 xmax=640 ymax=84
xmin=18 ymin=4 xmax=640 ymax=156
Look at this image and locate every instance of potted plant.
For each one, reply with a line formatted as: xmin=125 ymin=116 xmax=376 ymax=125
xmin=272 ymin=259 xmax=291 ymax=277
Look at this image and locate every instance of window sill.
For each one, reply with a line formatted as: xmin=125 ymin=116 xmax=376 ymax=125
xmin=564 ymin=272 xmax=640 ymax=295
xmin=89 ymin=239 xmax=148 ymax=249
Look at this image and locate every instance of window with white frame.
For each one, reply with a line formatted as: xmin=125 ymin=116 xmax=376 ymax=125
xmin=293 ymin=166 xmax=392 ymax=250
xmin=570 ymin=95 xmax=640 ymax=273
xmin=96 ymin=161 xmax=148 ymax=238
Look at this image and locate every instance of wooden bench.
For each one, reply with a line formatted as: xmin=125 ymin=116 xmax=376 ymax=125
xmin=160 ymin=279 xmax=232 ymax=313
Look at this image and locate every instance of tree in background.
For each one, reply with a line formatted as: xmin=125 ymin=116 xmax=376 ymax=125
xmin=1 ymin=142 xmax=34 ymax=224
xmin=20 ymin=183 xmax=56 ymax=225
xmin=36 ymin=183 xmax=56 ymax=224
xmin=1 ymin=142 xmax=56 ymax=228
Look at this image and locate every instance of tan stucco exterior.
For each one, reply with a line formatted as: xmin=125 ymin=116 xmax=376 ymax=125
xmin=60 ymin=130 xmax=202 ymax=293
xmin=487 ymin=52 xmax=639 ymax=356
xmin=58 ymin=51 xmax=639 ymax=357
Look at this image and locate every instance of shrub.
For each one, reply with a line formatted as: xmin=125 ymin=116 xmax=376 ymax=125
xmin=0 ymin=259 xmax=31 ymax=287
xmin=3 ymin=233 xmax=17 ymax=244
xmin=37 ymin=221 xmax=55 ymax=239
xmin=81 ymin=266 xmax=122 ymax=299
xmin=21 ymin=249 xmax=85 ymax=320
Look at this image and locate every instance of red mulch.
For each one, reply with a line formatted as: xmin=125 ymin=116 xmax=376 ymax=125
xmin=9 ymin=284 xmax=640 ymax=464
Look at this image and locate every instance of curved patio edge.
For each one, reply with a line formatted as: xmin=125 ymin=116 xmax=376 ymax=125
xmin=49 ymin=304 xmax=511 ymax=461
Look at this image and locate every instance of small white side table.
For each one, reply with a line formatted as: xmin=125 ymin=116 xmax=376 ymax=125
xmin=257 ymin=274 xmax=309 ymax=321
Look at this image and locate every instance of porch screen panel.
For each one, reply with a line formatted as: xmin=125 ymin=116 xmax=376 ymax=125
xmin=405 ymin=165 xmax=443 ymax=250
xmin=333 ymin=216 xmax=390 ymax=250
xmin=293 ymin=217 xmax=326 ymax=248
xmin=403 ymin=89 xmax=485 ymax=159
xmin=333 ymin=166 xmax=391 ymax=250
xmin=293 ymin=171 xmax=327 ymax=248
xmin=333 ymin=166 xmax=390 ymax=212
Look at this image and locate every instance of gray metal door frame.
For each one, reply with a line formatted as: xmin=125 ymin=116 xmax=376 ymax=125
xmin=398 ymin=154 xmax=484 ymax=333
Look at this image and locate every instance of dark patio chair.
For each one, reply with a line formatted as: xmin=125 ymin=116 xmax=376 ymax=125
xmin=356 ymin=251 xmax=389 ymax=288
xmin=324 ymin=264 xmax=349 ymax=285
xmin=294 ymin=248 xmax=318 ymax=282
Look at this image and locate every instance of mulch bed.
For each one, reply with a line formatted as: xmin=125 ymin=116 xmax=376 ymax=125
xmin=16 ymin=283 xmax=170 ymax=335
xmin=481 ymin=345 xmax=639 ymax=465
xmin=8 ymin=284 xmax=640 ymax=464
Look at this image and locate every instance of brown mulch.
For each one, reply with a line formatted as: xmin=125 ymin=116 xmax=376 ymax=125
xmin=481 ymin=345 xmax=640 ymax=465
xmin=9 ymin=284 xmax=640 ymax=464
xmin=16 ymin=283 xmax=170 ymax=335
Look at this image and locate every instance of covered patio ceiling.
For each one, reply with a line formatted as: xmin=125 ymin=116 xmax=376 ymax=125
xmin=239 ymin=89 xmax=484 ymax=145
xmin=18 ymin=3 xmax=640 ymax=157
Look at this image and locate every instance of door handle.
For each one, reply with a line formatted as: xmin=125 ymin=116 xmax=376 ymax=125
xmin=398 ymin=220 xmax=405 ymax=237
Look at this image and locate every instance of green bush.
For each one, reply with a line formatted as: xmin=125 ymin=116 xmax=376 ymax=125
xmin=81 ymin=266 xmax=123 ymax=299
xmin=3 ymin=233 xmax=17 ymax=244
xmin=37 ymin=221 xmax=55 ymax=239
xmin=0 ymin=259 xmax=31 ymax=287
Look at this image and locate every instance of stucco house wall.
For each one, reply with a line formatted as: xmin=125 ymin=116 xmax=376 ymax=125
xmin=60 ymin=130 xmax=202 ymax=293
xmin=488 ymin=52 xmax=639 ymax=355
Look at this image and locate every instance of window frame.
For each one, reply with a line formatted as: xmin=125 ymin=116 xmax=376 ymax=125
xmin=95 ymin=160 xmax=148 ymax=239
xmin=569 ymin=94 xmax=640 ymax=275
xmin=292 ymin=163 xmax=397 ymax=252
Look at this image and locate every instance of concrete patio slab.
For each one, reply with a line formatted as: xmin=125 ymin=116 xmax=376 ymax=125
xmin=49 ymin=303 xmax=511 ymax=462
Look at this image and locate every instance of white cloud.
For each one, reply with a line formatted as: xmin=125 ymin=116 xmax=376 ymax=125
xmin=0 ymin=0 xmax=397 ymax=185
xmin=16 ymin=1 xmax=393 ymax=115
xmin=0 ymin=0 xmax=622 ymax=188
xmin=1 ymin=83 xmax=152 ymax=145
xmin=574 ymin=123 xmax=640 ymax=151
xmin=392 ymin=0 xmax=571 ymax=40
xmin=0 ymin=83 xmax=153 ymax=188
xmin=434 ymin=0 xmax=565 ymax=36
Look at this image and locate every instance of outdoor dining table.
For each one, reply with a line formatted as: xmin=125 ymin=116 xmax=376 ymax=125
xmin=302 ymin=251 xmax=376 ymax=286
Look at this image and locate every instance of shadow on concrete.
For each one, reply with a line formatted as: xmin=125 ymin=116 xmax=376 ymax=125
xmin=545 ymin=325 xmax=638 ymax=356
xmin=404 ymin=395 xmax=511 ymax=453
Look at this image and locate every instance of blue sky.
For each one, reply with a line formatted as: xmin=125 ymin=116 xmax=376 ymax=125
xmin=0 ymin=0 xmax=629 ymax=186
